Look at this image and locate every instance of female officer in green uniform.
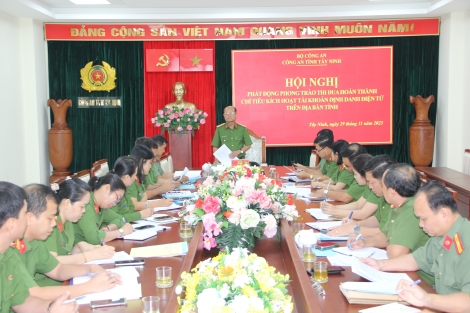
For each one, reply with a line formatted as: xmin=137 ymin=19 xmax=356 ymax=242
xmin=312 ymin=140 xmax=354 ymax=191
xmin=73 ymin=173 xmax=133 ymax=245
xmin=106 ymin=156 xmax=154 ymax=223
xmin=127 ymin=145 xmax=173 ymax=212
xmin=43 ymin=178 xmax=115 ymax=267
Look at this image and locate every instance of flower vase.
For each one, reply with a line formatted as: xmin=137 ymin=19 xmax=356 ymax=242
xmin=409 ymin=95 xmax=435 ymax=167
xmin=48 ymin=99 xmax=73 ymax=182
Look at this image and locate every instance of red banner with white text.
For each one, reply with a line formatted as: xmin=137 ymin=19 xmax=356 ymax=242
xmin=232 ymin=47 xmax=393 ymax=146
xmin=44 ymin=18 xmax=439 ymax=41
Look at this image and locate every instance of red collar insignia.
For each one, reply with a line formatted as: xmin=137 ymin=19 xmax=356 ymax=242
xmin=58 ymin=221 xmax=64 ymax=232
xmin=327 ymin=156 xmax=333 ymax=162
xmin=136 ymin=177 xmax=141 ymax=185
xmin=454 ymin=233 xmax=464 ymax=255
xmin=10 ymin=239 xmax=27 ymax=254
xmin=443 ymin=235 xmax=452 ymax=251
xmin=339 ymin=164 xmax=344 ymax=171
xmin=93 ymin=196 xmax=99 ymax=213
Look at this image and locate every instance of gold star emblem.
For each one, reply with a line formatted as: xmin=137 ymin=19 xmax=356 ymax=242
xmin=190 ymin=55 xmax=202 ymax=66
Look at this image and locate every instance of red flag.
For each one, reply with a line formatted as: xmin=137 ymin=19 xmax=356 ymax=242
xmin=180 ymin=49 xmax=213 ymax=72
xmin=146 ymin=49 xmax=180 ymax=72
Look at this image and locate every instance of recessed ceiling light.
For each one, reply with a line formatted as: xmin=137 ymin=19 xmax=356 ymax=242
xmin=70 ymin=0 xmax=110 ymax=4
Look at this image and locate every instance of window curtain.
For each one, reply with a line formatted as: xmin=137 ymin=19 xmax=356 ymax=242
xmin=215 ymin=36 xmax=439 ymax=165
xmin=48 ymin=41 xmax=144 ymax=174
xmin=143 ymin=41 xmax=216 ymax=169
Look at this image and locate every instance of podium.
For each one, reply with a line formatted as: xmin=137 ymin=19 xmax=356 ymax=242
xmin=169 ymin=131 xmax=192 ymax=170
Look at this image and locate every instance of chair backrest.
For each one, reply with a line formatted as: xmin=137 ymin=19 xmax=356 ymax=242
xmin=418 ymin=172 xmax=458 ymax=202
xmin=464 ymin=150 xmax=470 ymax=175
xmin=309 ymin=150 xmax=320 ymax=167
xmin=71 ymin=170 xmax=90 ymax=183
xmin=160 ymin=152 xmax=174 ymax=173
xmin=92 ymin=159 xmax=109 ymax=177
xmin=245 ymin=129 xmax=266 ymax=165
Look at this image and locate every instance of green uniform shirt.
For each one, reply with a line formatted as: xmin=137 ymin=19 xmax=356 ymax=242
xmin=39 ymin=216 xmax=76 ymax=286
xmin=373 ymin=197 xmax=391 ymax=232
xmin=317 ymin=158 xmax=326 ymax=170
xmin=146 ymin=167 xmax=158 ymax=188
xmin=152 ymin=160 xmax=164 ymax=177
xmin=127 ymin=179 xmax=146 ymax=202
xmin=331 ymin=166 xmax=354 ymax=189
xmin=16 ymin=239 xmax=59 ymax=288
xmin=412 ymin=216 xmax=470 ymax=295
xmin=382 ymin=197 xmax=429 ymax=253
xmin=346 ymin=180 xmax=366 ymax=203
xmin=211 ymin=123 xmax=253 ymax=159
xmin=320 ymin=157 xmax=339 ymax=178
xmin=109 ymin=193 xmax=142 ymax=223
xmin=73 ymin=192 xmax=124 ymax=245
xmin=43 ymin=215 xmax=75 ymax=256
xmin=0 ymin=248 xmax=30 ymax=313
xmin=363 ymin=186 xmax=381 ymax=205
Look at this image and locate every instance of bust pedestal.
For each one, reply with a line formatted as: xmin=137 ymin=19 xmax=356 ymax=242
xmin=169 ymin=131 xmax=192 ymax=170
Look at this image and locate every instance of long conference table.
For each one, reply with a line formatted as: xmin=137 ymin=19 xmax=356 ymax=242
xmin=77 ymin=166 xmax=434 ymax=313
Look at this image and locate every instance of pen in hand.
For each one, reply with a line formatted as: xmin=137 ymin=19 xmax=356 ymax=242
xmin=100 ymin=238 xmax=106 ymax=246
xmin=346 ymin=211 xmax=353 ymax=223
xmin=324 ymin=180 xmax=331 ymax=202
xmin=397 ymin=279 xmax=421 ymax=293
xmin=347 ymin=234 xmax=363 ymax=249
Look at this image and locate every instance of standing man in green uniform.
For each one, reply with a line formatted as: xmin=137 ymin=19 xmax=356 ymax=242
xmin=212 ymin=106 xmax=252 ymax=162
xmin=19 ymin=184 xmax=121 ymax=299
xmin=0 ymin=181 xmax=78 ymax=313
xmin=362 ymin=180 xmax=470 ymax=313
xmin=349 ymin=164 xmax=431 ymax=284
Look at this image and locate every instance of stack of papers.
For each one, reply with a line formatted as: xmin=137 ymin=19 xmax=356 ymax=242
xmin=213 ymin=145 xmax=238 ymax=167
xmin=130 ymin=242 xmax=188 ymax=258
xmin=85 ymin=251 xmax=134 ymax=265
xmin=307 ymin=221 xmax=342 ymax=231
xmin=359 ymin=303 xmax=420 ymax=312
xmin=71 ymin=267 xmax=142 ymax=304
xmin=282 ymin=185 xmax=311 ymax=196
xmin=175 ymin=169 xmax=202 ymax=183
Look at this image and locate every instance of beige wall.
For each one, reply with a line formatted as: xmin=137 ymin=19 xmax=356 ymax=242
xmin=0 ymin=11 xmax=50 ymax=186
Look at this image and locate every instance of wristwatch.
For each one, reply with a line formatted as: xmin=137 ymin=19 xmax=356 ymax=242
xmin=118 ymin=228 xmax=124 ymax=236
xmin=354 ymin=225 xmax=361 ymax=235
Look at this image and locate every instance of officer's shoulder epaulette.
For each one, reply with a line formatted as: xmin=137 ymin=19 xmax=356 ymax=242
xmin=216 ymin=123 xmax=226 ymax=128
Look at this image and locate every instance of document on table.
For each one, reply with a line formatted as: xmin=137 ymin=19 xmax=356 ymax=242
xmin=85 ymin=251 xmax=134 ymax=265
xmin=144 ymin=213 xmax=179 ymax=225
xmin=358 ymin=302 xmax=420 ymax=312
xmin=121 ymin=229 xmax=158 ymax=241
xmin=287 ymin=176 xmax=311 ymax=183
xmin=306 ymin=209 xmax=334 ymax=220
xmin=342 ymin=282 xmax=399 ymax=295
xmin=307 ymin=221 xmax=342 ymax=231
xmin=283 ymin=185 xmax=311 ymax=196
xmin=214 ymin=144 xmax=238 ymax=167
xmin=175 ymin=170 xmax=202 ymax=182
xmin=130 ymin=241 xmax=188 ymax=258
xmin=328 ymin=253 xmax=354 ymax=266
xmin=351 ymin=257 xmax=412 ymax=285
xmin=333 ymin=247 xmax=389 ymax=260
xmin=316 ymin=232 xmax=349 ymax=241
xmin=173 ymin=167 xmax=189 ymax=181
xmin=177 ymin=184 xmax=196 ymax=190
xmin=153 ymin=203 xmax=182 ymax=212
xmin=71 ymin=267 xmax=141 ymax=305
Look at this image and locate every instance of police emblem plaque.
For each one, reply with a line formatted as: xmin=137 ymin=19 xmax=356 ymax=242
xmin=80 ymin=61 xmax=117 ymax=92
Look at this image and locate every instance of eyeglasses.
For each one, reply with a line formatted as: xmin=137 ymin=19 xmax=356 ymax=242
xmin=114 ymin=191 xmax=122 ymax=204
xmin=317 ymin=147 xmax=326 ymax=153
xmin=224 ymin=112 xmax=236 ymax=116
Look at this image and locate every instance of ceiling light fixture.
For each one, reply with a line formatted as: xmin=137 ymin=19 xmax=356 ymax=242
xmin=70 ymin=0 xmax=110 ymax=4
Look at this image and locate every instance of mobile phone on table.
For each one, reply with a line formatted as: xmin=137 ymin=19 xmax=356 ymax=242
xmin=90 ymin=298 xmax=127 ymax=308
xmin=327 ymin=266 xmax=345 ymax=274
xmin=115 ymin=258 xmax=145 ymax=267
xmin=316 ymin=242 xmax=339 ymax=250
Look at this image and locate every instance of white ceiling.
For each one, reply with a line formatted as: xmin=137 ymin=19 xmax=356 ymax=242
xmin=0 ymin=0 xmax=469 ymax=22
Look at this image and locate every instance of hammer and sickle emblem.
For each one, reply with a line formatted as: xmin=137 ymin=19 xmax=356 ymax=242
xmin=156 ymin=54 xmax=170 ymax=67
